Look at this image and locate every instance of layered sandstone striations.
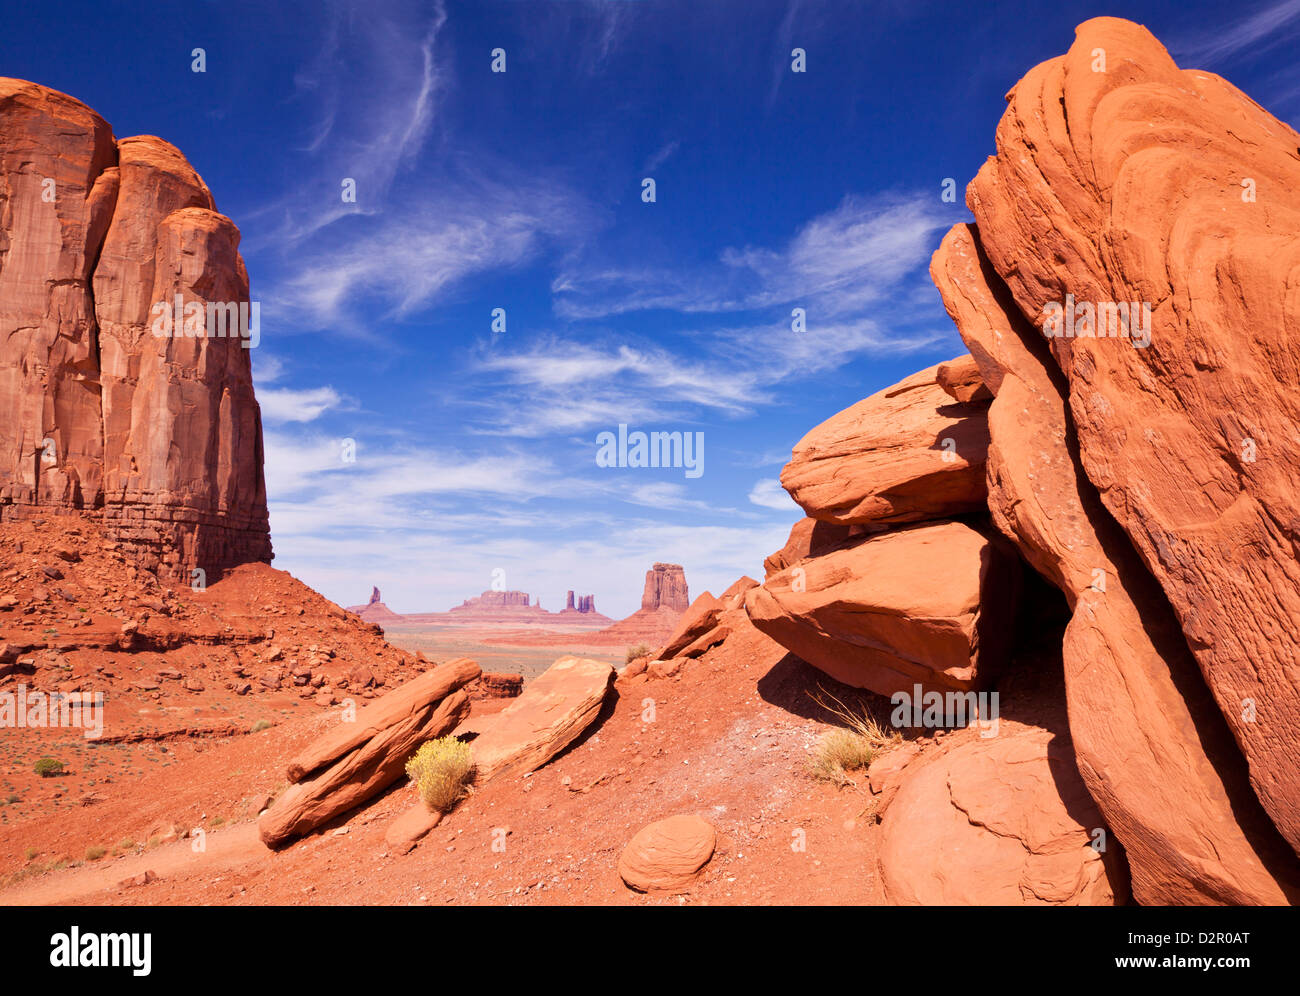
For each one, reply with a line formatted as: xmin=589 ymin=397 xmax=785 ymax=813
xmin=641 ymin=563 xmax=689 ymax=612
xmin=747 ymin=521 xmax=1019 ymax=696
xmin=260 ymin=658 xmax=480 ymax=847
xmin=934 ymin=16 xmax=1300 ymax=871
xmin=932 ymin=223 xmax=1299 ymax=904
xmin=0 ymin=78 xmax=270 ymax=581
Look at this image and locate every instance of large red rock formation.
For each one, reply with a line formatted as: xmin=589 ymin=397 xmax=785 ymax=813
xmin=933 ymin=223 xmax=1298 ymax=904
xmin=562 ymin=590 xmax=597 ymax=614
xmin=533 ymin=563 xmax=691 ymax=649
xmin=879 ymin=726 xmax=1125 ymax=905
xmin=0 ymin=78 xmax=270 ymax=581
xmin=962 ymin=17 xmax=1300 ymax=859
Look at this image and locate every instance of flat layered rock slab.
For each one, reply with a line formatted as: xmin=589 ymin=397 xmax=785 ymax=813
xmin=258 ymin=660 xmax=480 ymax=848
xmin=472 ymin=656 xmax=615 ymax=782
xmin=287 ymin=657 xmax=480 ymax=783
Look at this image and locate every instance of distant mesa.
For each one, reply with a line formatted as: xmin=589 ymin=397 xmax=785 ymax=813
xmin=450 ymin=589 xmax=539 ymax=613
xmin=346 ymin=585 xmax=612 ymax=629
xmin=351 ymin=566 xmax=689 ymax=644
xmin=497 ymin=563 xmax=690 ymax=648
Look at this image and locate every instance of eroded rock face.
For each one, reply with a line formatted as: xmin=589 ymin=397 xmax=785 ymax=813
xmin=0 ymin=80 xmax=117 ymax=512
xmin=779 ymin=361 xmax=990 ymax=526
xmin=746 ymin=519 xmax=1020 ymax=697
xmin=965 ymin=17 xmax=1300 ymax=855
xmin=879 ymin=726 xmax=1125 ymax=905
xmin=0 ymin=79 xmax=271 ymax=582
xmin=762 ymin=516 xmax=858 ymax=579
xmin=659 ymin=591 xmax=722 ymax=660
xmin=935 ymin=354 xmax=992 ymax=403
xmin=933 ymin=222 xmax=1300 ymax=904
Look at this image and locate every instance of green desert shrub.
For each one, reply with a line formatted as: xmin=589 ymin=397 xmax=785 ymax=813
xmin=34 ymin=757 xmax=64 ymax=779
xmin=405 ymin=737 xmax=474 ymax=814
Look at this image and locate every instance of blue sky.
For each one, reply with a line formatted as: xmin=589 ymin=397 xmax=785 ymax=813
xmin=4 ymin=0 xmax=1298 ymax=616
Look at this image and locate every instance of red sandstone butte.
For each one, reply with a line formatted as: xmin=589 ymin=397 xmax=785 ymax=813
xmin=0 ymin=78 xmax=271 ymax=582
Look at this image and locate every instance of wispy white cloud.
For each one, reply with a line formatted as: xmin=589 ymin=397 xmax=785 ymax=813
xmin=767 ymin=0 xmax=808 ymax=106
xmin=474 ymin=339 xmax=767 ymax=436
xmin=252 ymin=353 xmax=285 ymax=384
xmin=552 ymin=191 xmax=949 ymax=320
xmin=271 ymin=174 xmax=591 ymax=330
xmin=1170 ymin=0 xmax=1300 ymax=66
xmin=642 ymin=139 xmax=680 ymax=174
xmin=250 ymin=0 xmax=448 ymax=249
xmin=466 ymin=306 xmax=946 ymax=439
xmin=258 ymin=386 xmax=345 ymax=423
xmin=748 ymin=477 xmax=795 ymax=511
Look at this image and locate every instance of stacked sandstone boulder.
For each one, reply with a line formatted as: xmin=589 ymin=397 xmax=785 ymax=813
xmin=0 ymin=79 xmax=271 ymax=582
xmin=679 ymin=17 xmax=1300 ymax=905
xmin=747 ymin=361 xmax=1022 ymax=698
